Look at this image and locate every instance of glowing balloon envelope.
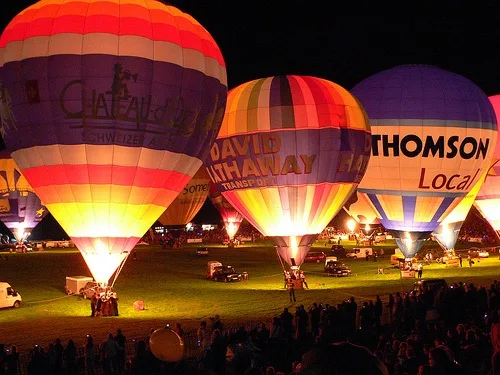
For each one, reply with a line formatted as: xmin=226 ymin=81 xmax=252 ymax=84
xmin=343 ymin=191 xmax=381 ymax=226
xmin=474 ymin=95 xmax=500 ymax=238
xmin=158 ymin=165 xmax=211 ymax=227
xmin=432 ymin=169 xmax=488 ymax=251
xmin=149 ymin=328 xmax=184 ymax=362
xmin=206 ymin=75 xmax=371 ymax=267
xmin=0 ymin=150 xmax=47 ymax=242
xmin=351 ymin=65 xmax=497 ymax=258
xmin=208 ymin=181 xmax=245 ymax=241
xmin=0 ymin=1 xmax=227 ymax=284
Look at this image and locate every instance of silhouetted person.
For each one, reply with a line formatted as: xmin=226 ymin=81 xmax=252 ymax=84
xmin=90 ymin=293 xmax=97 ymax=317
xmin=287 ymin=278 xmax=296 ymax=302
xmin=114 ymin=329 xmax=126 ymax=374
xmin=63 ymin=340 xmax=77 ymax=375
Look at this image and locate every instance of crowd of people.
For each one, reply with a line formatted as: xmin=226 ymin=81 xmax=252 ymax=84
xmin=141 ymin=222 xmax=264 ymax=249
xmin=89 ymin=289 xmax=119 ymax=318
xmin=4 ymin=214 xmax=500 ymax=374
xmin=4 ymin=278 xmax=500 ymax=374
xmin=458 ymin=211 xmax=498 ymax=245
xmin=139 ymin=209 xmax=498 ymax=251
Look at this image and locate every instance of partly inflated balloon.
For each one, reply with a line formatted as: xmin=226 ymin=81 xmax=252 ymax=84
xmin=158 ymin=165 xmax=211 ymax=226
xmin=208 ymin=181 xmax=244 ymax=240
xmin=0 ymin=150 xmax=47 ymax=242
xmin=352 ymin=65 xmax=497 ymax=258
xmin=474 ymin=96 xmax=500 ymax=238
xmin=133 ymin=300 xmax=145 ymax=311
xmin=343 ymin=191 xmax=381 ymax=226
xmin=206 ymin=75 xmax=371 ymax=267
xmin=0 ymin=1 xmax=227 ymax=284
xmin=149 ymin=328 xmax=184 ymax=362
xmin=432 ymin=169 xmax=488 ymax=251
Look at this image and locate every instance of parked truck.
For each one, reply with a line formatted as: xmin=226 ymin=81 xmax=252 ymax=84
xmin=346 ymin=247 xmax=373 ymax=259
xmin=0 ymin=282 xmax=22 ymax=308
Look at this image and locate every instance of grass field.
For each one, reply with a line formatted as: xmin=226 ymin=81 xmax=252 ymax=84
xmin=0 ymin=239 xmax=499 ymax=353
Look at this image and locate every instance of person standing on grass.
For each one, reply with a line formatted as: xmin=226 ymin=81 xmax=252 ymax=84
xmin=468 ymin=255 xmax=474 ymax=267
xmin=417 ymin=263 xmax=423 ymax=278
xmin=287 ymin=278 xmax=296 ymax=302
xmin=90 ymin=293 xmax=97 ymax=317
xmin=299 ymin=271 xmax=309 ymax=289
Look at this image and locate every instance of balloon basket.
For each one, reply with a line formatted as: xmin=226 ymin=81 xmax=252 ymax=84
xmin=400 ymin=270 xmax=415 ymax=279
xmin=292 ymin=279 xmax=303 ymax=289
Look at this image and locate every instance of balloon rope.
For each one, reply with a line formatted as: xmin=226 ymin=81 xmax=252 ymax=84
xmin=276 ymin=248 xmax=286 ymax=272
xmin=110 ymin=252 xmax=131 ymax=289
xmin=25 ymin=294 xmax=77 ymax=304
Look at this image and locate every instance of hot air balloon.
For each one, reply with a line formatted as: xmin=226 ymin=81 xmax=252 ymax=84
xmin=205 ymin=75 xmax=371 ymax=269
xmin=208 ymin=181 xmax=245 ymax=243
xmin=474 ymin=96 xmax=500 ymax=239
xmin=432 ymin=169 xmax=488 ymax=252
xmin=0 ymin=0 xmax=227 ymax=285
xmin=343 ymin=191 xmax=383 ymax=238
xmin=351 ymin=65 xmax=497 ymax=259
xmin=158 ymin=165 xmax=211 ymax=227
xmin=0 ymin=149 xmax=47 ymax=243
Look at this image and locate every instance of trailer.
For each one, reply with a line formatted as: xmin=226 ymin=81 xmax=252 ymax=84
xmin=45 ymin=240 xmax=74 ymax=248
xmin=65 ymin=276 xmax=93 ymax=295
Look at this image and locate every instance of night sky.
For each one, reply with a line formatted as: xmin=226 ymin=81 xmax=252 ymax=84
xmin=1 ymin=1 xmax=500 ymax=238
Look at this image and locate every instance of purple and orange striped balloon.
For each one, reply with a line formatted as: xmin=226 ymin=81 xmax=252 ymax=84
xmin=0 ymin=0 xmax=227 ymax=284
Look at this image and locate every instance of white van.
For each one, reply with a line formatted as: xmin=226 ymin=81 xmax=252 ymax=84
xmin=346 ymin=247 xmax=373 ymax=259
xmin=45 ymin=240 xmax=73 ymax=248
xmin=0 ymin=282 xmax=22 ymax=308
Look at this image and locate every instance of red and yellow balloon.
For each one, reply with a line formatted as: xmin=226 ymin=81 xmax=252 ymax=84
xmin=208 ymin=181 xmax=245 ymax=241
xmin=205 ymin=75 xmax=371 ymax=267
xmin=0 ymin=0 xmax=227 ymax=285
xmin=474 ymin=95 xmax=500 ymax=238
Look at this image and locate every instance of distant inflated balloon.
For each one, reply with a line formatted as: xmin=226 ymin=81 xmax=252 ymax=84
xmin=343 ymin=190 xmax=381 ymax=225
xmin=158 ymin=166 xmax=211 ymax=226
xmin=206 ymin=75 xmax=371 ymax=267
xmin=0 ymin=1 xmax=227 ymax=284
xmin=474 ymin=96 xmax=500 ymax=238
xmin=352 ymin=65 xmax=497 ymax=258
xmin=208 ymin=182 xmax=244 ymax=240
xmin=0 ymin=150 xmax=47 ymax=242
